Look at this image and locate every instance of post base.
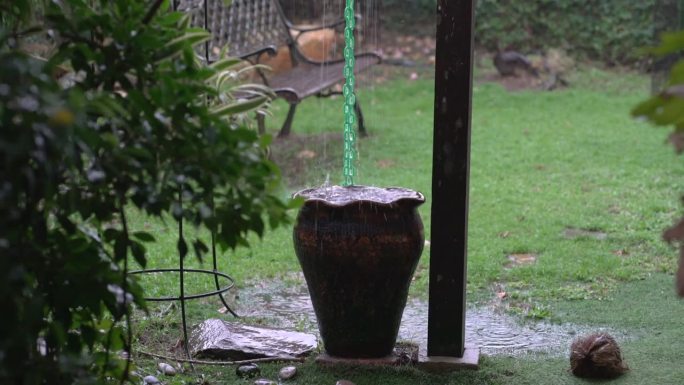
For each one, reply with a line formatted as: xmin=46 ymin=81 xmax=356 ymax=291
xmin=417 ymin=345 xmax=480 ymax=372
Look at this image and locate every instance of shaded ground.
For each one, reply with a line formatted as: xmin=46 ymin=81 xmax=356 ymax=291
xmin=479 ymin=72 xmax=553 ymax=92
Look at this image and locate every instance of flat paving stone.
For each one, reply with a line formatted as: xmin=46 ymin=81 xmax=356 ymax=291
xmin=316 ymin=353 xmax=403 ymax=367
xmin=189 ymin=318 xmax=317 ymax=360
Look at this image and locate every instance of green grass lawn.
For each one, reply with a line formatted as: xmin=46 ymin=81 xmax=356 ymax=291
xmin=130 ymin=67 xmax=684 ymax=383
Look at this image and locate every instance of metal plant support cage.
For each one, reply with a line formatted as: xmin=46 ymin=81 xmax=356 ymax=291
xmin=125 ymin=0 xmax=242 ymax=363
xmin=130 ymin=189 xmax=239 ymax=361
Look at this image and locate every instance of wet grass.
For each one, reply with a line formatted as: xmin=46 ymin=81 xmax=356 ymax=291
xmin=133 ymin=274 xmax=684 ymax=384
xmin=130 ymin=66 xmax=683 ymax=311
xmin=129 ymin=67 xmax=684 ymax=383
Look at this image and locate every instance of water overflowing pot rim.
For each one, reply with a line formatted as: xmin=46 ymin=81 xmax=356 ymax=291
xmin=292 ymin=185 xmax=425 ymax=207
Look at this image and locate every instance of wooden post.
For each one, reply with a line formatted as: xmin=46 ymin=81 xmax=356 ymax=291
xmin=427 ymin=0 xmax=475 ymax=358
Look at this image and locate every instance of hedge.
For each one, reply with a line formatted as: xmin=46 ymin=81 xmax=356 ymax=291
xmin=381 ymin=0 xmax=660 ymax=65
xmin=475 ymin=0 xmax=656 ymax=65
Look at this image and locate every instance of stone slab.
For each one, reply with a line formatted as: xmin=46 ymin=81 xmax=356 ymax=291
xmin=417 ymin=345 xmax=480 ymax=372
xmin=189 ymin=318 xmax=317 ymax=360
xmin=315 ymin=353 xmax=403 ymax=367
xmin=315 ymin=342 xmax=419 ymax=367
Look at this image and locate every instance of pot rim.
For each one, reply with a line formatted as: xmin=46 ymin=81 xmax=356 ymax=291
xmin=293 ymin=185 xmax=425 ymax=208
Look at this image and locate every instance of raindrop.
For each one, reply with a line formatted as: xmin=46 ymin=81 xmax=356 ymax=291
xmin=87 ymin=169 xmax=106 ymax=183
xmin=107 ymin=284 xmax=133 ymax=305
xmin=16 ymin=95 xmax=39 ymax=112
xmin=154 ymin=111 xmax=171 ymax=126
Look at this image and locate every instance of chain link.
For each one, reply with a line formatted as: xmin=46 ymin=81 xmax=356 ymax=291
xmin=342 ymin=0 xmax=357 ymax=187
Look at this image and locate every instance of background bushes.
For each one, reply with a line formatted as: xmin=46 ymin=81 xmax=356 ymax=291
xmin=281 ymin=0 xmax=672 ymax=66
xmin=475 ymin=0 xmax=657 ymax=65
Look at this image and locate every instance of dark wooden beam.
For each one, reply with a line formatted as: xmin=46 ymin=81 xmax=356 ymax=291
xmin=427 ymin=0 xmax=475 ymax=358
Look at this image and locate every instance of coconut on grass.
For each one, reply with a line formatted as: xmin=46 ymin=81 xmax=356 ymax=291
xmin=569 ymin=333 xmax=629 ymax=379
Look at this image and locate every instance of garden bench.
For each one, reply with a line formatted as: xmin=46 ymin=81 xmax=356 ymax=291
xmin=178 ymin=0 xmax=381 ymax=137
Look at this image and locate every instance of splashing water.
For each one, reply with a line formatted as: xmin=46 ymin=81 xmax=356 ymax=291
xmin=342 ymin=0 xmax=357 ymax=187
xmin=236 ymin=279 xmax=630 ymax=357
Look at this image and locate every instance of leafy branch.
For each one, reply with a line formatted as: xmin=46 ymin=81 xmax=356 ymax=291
xmin=0 ymin=0 xmax=290 ymax=383
xmin=633 ymin=30 xmax=684 ymax=297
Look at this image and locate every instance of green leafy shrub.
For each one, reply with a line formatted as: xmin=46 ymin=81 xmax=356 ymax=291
xmin=0 ymin=0 xmax=291 ymax=383
xmin=475 ymin=0 xmax=655 ymax=65
xmin=633 ymin=30 xmax=684 ymax=297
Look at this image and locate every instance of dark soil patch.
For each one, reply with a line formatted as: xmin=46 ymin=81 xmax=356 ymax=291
xmin=269 ymin=133 xmax=343 ymax=189
xmin=480 ymin=73 xmax=548 ymax=92
xmin=563 ymin=228 xmax=608 ymax=241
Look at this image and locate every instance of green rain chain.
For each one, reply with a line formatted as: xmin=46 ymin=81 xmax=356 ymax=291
xmin=342 ymin=0 xmax=357 ymax=187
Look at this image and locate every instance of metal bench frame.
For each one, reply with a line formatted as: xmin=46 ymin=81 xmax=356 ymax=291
xmin=179 ymin=0 xmax=381 ymax=137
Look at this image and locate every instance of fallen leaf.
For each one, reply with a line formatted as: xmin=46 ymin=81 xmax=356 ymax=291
xmin=170 ymin=338 xmax=184 ymax=352
xmin=496 ymin=291 xmax=507 ymax=299
xmin=506 ymin=253 xmax=538 ymax=266
xmin=376 ymin=159 xmax=396 ymax=169
xmin=608 ymin=205 xmax=621 ymax=214
xmin=498 ymin=231 xmax=511 ymax=239
xmin=296 ymin=150 xmax=316 ymax=159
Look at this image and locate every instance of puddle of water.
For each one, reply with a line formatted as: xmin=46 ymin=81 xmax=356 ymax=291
xmin=293 ymin=185 xmax=424 ymax=206
xmin=235 ymin=280 xmax=624 ymax=357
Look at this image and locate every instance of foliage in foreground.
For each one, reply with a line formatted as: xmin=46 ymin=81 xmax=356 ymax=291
xmin=0 ymin=0 xmax=291 ymax=383
xmin=633 ymin=30 xmax=684 ymax=297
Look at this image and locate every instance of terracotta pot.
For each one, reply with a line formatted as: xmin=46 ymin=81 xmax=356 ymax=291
xmin=293 ymin=185 xmax=425 ymax=358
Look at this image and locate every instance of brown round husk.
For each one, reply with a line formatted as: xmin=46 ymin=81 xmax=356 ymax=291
xmin=569 ymin=333 xmax=629 ymax=379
